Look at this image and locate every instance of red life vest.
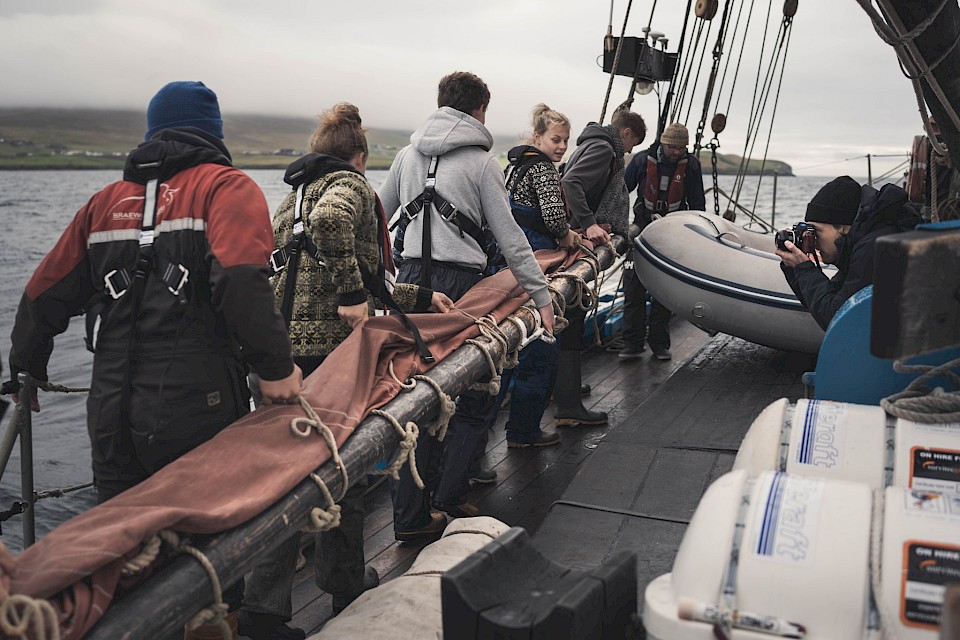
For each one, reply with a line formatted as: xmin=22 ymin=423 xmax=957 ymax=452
xmin=642 ymin=153 xmax=689 ymax=216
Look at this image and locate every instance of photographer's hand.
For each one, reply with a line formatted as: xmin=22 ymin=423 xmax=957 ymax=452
xmin=775 ymin=241 xmax=812 ymax=268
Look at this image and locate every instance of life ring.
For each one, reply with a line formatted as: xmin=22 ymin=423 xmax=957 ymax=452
xmin=906 ymin=134 xmax=929 ymax=203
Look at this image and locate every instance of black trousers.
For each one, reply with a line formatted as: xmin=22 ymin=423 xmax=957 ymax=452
xmin=390 ymin=261 xmax=493 ymax=530
xmin=622 ymin=249 xmax=671 ymax=352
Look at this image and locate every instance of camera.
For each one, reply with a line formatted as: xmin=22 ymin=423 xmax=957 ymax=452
xmin=775 ymin=222 xmax=818 ymax=253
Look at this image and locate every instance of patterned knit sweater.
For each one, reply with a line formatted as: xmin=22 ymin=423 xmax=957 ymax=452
xmin=504 ymin=149 xmax=571 ymax=239
xmin=272 ymin=169 xmax=427 ymax=356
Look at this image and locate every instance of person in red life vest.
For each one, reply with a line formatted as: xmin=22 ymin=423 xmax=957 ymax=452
xmin=622 ymin=123 xmax=706 ymax=361
xmin=5 ymin=81 xmax=303 ymax=629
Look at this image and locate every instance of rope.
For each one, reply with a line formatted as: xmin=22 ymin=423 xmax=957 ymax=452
xmin=411 ymin=374 xmax=456 ymax=442
xmin=880 ymin=357 xmax=960 ymax=422
xmin=34 ymin=381 xmax=89 ymax=394
xmin=869 ymin=488 xmax=897 ymax=640
xmin=387 ymin=361 xmax=417 ymax=391
xmin=34 ymin=482 xmax=94 ymax=502
xmin=0 ymin=592 xmax=60 ymax=640
xmin=368 ymin=409 xmax=424 ymax=489
xmin=599 ymin=0 xmax=635 ymax=123
xmin=859 ymin=0 xmax=960 ymax=148
xmin=287 ymin=395 xmax=349 ymax=532
xmin=152 ymin=530 xmax=232 ymax=640
xmin=122 ymin=534 xmax=163 ymax=576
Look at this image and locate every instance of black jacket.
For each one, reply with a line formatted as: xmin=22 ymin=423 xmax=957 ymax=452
xmin=782 ymin=183 xmax=922 ymax=330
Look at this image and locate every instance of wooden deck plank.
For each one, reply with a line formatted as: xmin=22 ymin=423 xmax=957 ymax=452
xmin=286 ymin=323 xmax=798 ymax=634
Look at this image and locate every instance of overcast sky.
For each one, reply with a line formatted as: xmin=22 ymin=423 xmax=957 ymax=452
xmin=1 ymin=0 xmax=923 ymax=177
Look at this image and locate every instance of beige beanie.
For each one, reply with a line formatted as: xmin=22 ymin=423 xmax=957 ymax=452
xmin=660 ymin=123 xmax=689 ymax=147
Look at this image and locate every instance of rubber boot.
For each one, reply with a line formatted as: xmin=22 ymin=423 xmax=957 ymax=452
xmin=553 ymin=351 xmax=608 ymax=426
xmin=184 ymin=610 xmax=238 ymax=640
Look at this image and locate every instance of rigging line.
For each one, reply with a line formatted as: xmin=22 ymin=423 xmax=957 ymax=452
xmin=682 ymin=20 xmax=715 ymax=126
xmin=672 ymin=18 xmax=706 ymax=124
xmin=694 ymin=0 xmax=737 ymax=152
xmin=874 ymin=159 xmax=910 ymax=182
xmin=742 ymin=16 xmax=791 ymax=205
xmin=731 ymin=0 xmax=777 ymax=207
xmin=658 ymin=0 xmax=696 ymax=137
xmin=645 ymin=0 xmax=658 ymax=31
xmin=730 ymin=0 xmax=776 ymax=205
xmin=712 ymin=0 xmax=748 ymax=118
xmin=722 ymin=0 xmax=760 ymax=118
xmin=751 ymin=19 xmax=794 ymax=220
xmin=796 ymin=155 xmax=870 ymax=172
xmin=857 ymin=0 xmax=951 ymax=47
xmin=877 ymin=0 xmax=960 ymax=153
xmin=599 ymin=0 xmax=635 ymax=123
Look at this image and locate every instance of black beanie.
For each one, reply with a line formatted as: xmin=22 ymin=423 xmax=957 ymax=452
xmin=145 ymin=81 xmax=223 ymax=141
xmin=805 ymin=176 xmax=861 ymax=225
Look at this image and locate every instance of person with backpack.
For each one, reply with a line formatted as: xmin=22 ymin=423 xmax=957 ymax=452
xmin=558 ymin=108 xmax=647 ymax=425
xmin=5 ymin=81 xmax=303 ymax=637
xmin=776 ymin=175 xmax=922 ymax=330
xmin=621 ymin=123 xmax=705 ymax=362
xmin=495 ymin=103 xmax=579 ymax=448
xmin=380 ymin=71 xmax=555 ymax=541
xmin=239 ymin=103 xmax=453 ymax=640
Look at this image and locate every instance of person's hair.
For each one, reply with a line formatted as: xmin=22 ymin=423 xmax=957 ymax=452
xmin=611 ymin=109 xmax=647 ymax=141
xmin=437 ymin=71 xmax=491 ymax=114
xmin=526 ymin=103 xmax=570 ymax=144
xmin=308 ymin=102 xmax=368 ymax=161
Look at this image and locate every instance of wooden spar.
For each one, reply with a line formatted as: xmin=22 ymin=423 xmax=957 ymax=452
xmin=85 ymin=236 xmax=628 ymax=639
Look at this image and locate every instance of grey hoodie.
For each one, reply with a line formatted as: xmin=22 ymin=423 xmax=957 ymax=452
xmin=379 ymin=107 xmax=551 ymax=309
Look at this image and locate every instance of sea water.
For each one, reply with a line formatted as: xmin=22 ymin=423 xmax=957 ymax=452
xmin=0 ymin=170 xmax=892 ymax=552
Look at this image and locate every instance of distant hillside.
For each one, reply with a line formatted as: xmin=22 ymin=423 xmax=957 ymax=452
xmin=0 ymin=108 xmax=793 ymax=175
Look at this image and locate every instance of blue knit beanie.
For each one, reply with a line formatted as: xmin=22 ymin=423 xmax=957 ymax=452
xmin=145 ymin=81 xmax=223 ymax=140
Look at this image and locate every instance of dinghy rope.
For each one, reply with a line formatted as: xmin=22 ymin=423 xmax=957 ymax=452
xmin=880 ymin=356 xmax=960 ymax=422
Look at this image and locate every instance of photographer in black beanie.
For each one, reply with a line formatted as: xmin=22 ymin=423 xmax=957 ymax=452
xmin=776 ymin=175 xmax=921 ymax=330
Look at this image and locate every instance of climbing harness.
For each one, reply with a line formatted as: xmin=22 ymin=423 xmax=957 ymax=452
xmin=277 ymin=160 xmax=435 ymax=363
xmin=391 ymin=155 xmax=498 ymax=287
xmin=84 ymin=176 xmax=190 ymax=353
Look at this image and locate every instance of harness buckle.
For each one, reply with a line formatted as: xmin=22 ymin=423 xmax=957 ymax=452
xmin=269 ymin=248 xmax=288 ymax=274
xmin=103 ymin=269 xmax=131 ymax=300
xmin=162 ymin=263 xmax=190 ymax=296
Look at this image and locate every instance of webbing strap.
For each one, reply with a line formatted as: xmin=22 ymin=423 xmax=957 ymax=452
xmin=718 ymin=475 xmax=757 ymax=636
xmin=279 ymin=184 xmax=308 ymax=327
xmin=420 ymin=156 xmax=439 ymax=288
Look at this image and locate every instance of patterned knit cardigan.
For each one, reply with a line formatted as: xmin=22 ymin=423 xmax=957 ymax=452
xmin=271 ymin=170 xmax=427 ymax=357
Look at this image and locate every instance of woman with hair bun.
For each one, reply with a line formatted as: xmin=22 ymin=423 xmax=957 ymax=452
xmin=493 ymin=104 xmax=581 ymax=449
xmin=239 ymin=103 xmax=453 ymax=640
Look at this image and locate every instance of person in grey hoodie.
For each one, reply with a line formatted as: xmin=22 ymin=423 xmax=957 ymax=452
xmin=380 ymin=71 xmax=555 ymax=541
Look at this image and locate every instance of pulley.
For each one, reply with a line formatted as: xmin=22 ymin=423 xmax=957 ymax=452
xmin=723 ymin=209 xmax=737 ymax=221
xmin=711 ymin=113 xmax=727 ymax=135
xmin=695 ymin=0 xmax=719 ymax=20
xmin=783 ymin=0 xmax=798 ymax=18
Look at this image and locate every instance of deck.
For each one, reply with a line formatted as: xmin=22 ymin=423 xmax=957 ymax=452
xmin=284 ymin=319 xmax=816 ymax=636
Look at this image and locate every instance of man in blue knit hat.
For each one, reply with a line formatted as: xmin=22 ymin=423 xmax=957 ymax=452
xmin=7 ymin=80 xmax=303 ymax=637
xmin=777 ymin=175 xmax=921 ymax=329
